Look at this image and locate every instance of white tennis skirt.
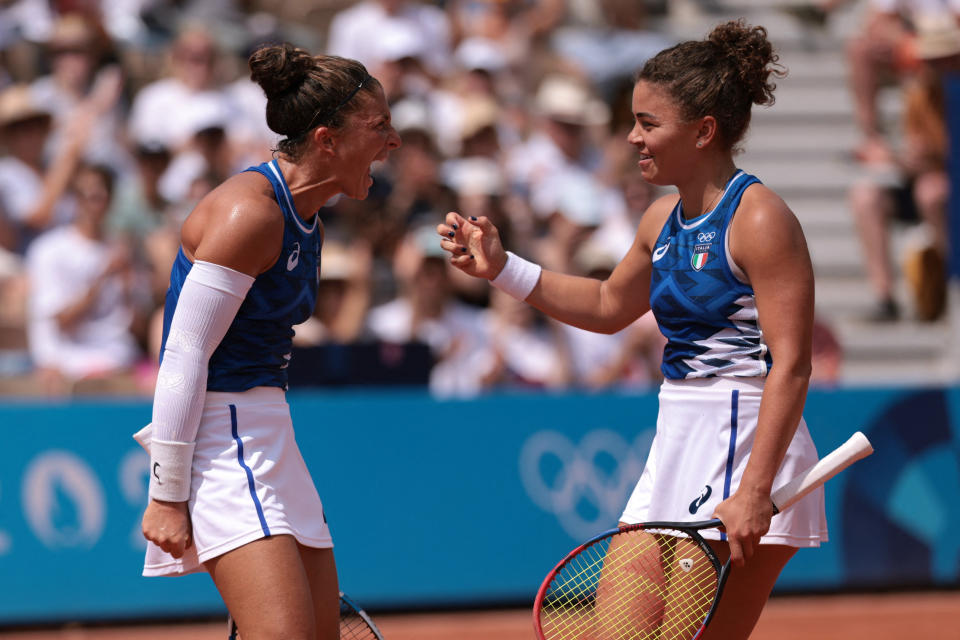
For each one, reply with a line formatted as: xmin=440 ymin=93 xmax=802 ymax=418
xmin=620 ymin=377 xmax=828 ymax=547
xmin=136 ymin=386 xmax=333 ymax=576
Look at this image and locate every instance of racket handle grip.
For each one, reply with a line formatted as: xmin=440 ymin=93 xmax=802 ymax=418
xmin=771 ymin=431 xmax=874 ymax=513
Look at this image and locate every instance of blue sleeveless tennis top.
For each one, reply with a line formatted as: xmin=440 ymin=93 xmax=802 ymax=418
xmin=649 ymin=169 xmax=772 ymax=380
xmin=160 ymin=159 xmax=321 ymax=391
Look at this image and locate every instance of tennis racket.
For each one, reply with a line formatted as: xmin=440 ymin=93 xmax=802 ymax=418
xmin=533 ymin=431 xmax=874 ymax=640
xmin=227 ymin=591 xmax=385 ymax=639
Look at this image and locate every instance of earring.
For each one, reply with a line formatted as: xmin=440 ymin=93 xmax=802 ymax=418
xmin=696 ymin=141 xmax=703 ymax=148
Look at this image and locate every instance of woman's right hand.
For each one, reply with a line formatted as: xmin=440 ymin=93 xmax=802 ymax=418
xmin=142 ymin=499 xmax=193 ymax=558
xmin=437 ymin=212 xmax=508 ymax=280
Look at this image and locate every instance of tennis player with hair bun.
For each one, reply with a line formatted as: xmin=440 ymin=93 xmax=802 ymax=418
xmin=440 ymin=20 xmax=827 ymax=638
xmin=134 ymin=43 xmax=399 ymax=640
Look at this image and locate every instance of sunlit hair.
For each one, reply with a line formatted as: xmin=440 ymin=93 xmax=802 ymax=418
xmin=248 ymin=43 xmax=380 ymax=159
xmin=637 ymin=20 xmax=786 ymax=151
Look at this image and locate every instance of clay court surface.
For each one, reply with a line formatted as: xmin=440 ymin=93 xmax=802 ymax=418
xmin=0 ymin=591 xmax=956 ymax=639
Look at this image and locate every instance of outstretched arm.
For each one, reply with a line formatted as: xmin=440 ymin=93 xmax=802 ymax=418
xmin=438 ymin=202 xmax=667 ymax=334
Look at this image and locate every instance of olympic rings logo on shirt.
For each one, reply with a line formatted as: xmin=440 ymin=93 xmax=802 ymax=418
xmin=519 ymin=428 xmax=654 ymax=539
xmin=697 ymin=232 xmax=716 ymax=242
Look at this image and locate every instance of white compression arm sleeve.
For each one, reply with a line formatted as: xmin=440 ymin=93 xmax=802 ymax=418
xmin=148 ymin=260 xmax=254 ymax=501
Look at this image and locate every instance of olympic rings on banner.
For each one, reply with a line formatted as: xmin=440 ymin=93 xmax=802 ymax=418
xmin=519 ymin=428 xmax=654 ymax=539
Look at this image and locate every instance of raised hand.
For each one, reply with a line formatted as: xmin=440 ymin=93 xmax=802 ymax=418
xmin=437 ymin=211 xmax=508 ymax=280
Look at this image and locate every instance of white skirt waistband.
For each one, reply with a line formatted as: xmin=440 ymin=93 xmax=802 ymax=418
xmin=205 ymin=386 xmax=286 ymax=406
xmin=661 ymin=376 xmax=766 ymax=393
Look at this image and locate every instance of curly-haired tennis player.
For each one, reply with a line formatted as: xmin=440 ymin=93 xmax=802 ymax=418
xmin=439 ymin=21 xmax=827 ymax=639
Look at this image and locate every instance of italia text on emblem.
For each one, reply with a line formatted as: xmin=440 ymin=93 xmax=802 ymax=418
xmin=691 ymin=243 xmax=710 ymax=271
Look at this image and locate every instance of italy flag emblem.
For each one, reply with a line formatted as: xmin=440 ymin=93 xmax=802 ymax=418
xmin=691 ymin=244 xmax=710 ymax=271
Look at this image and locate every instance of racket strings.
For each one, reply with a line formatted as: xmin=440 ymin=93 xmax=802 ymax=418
xmin=339 ymin=598 xmax=383 ymax=640
xmin=230 ymin=597 xmax=382 ymax=640
xmin=538 ymin=528 xmax=718 ymax=640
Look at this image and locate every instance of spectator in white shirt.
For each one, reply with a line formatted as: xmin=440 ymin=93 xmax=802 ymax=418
xmin=25 ymin=163 xmax=139 ymax=394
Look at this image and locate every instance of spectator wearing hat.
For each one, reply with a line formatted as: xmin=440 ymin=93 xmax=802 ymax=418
xmin=456 ymin=97 xmax=503 ymax=160
xmin=326 ymin=0 xmax=453 ymax=77
xmin=157 ymin=96 xmax=236 ymax=205
xmin=0 ymin=0 xmax=55 ymax=67
xmin=127 ymin=25 xmax=236 ymax=154
xmin=0 ymin=84 xmax=57 ymax=355
xmin=530 ymin=167 xmax=620 ymax=274
xmin=845 ymin=0 xmax=960 ymax=165
xmin=504 ymin=74 xmax=610 ymax=201
xmin=898 ymin=14 xmax=957 ymax=320
xmin=446 ymin=0 xmax=566 ymax=78
xmin=847 ymin=7 xmax=958 ymax=321
xmin=30 ymin=14 xmax=128 ymax=173
xmin=443 ymin=156 xmax=527 ymax=305
xmin=550 ymin=0 xmax=673 ymax=96
xmin=370 ymin=20 xmax=465 ymax=158
xmin=0 ymin=83 xmax=96 ymax=253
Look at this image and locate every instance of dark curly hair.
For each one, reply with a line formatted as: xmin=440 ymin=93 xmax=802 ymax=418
xmin=248 ymin=43 xmax=379 ymax=159
xmin=637 ymin=20 xmax=786 ymax=151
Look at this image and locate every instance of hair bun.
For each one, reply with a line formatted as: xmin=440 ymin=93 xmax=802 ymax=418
xmin=249 ymin=43 xmax=313 ymax=100
xmin=708 ymin=20 xmax=782 ymax=106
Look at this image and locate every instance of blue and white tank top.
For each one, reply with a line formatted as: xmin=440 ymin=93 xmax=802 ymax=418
xmin=649 ymin=170 xmax=772 ymax=380
xmin=160 ymin=159 xmax=321 ymax=391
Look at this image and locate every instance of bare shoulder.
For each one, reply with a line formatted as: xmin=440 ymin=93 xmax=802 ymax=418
xmin=203 ymin=172 xmax=281 ymax=228
xmin=635 ymin=192 xmax=680 ymax=251
xmin=733 ymin=183 xmax=800 ymax=235
xmin=646 ymin=192 xmax=681 ymax=220
xmin=183 ymin=172 xmax=285 ymax=274
xmin=183 ymin=173 xmax=281 ymax=247
xmin=731 ymin=183 xmax=809 ymax=265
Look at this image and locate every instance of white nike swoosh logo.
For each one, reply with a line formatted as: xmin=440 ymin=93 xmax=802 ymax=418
xmin=652 ymin=241 xmax=671 ymax=262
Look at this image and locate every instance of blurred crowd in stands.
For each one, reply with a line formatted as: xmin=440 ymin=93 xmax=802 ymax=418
xmin=830 ymin=0 xmax=958 ymax=323
xmin=0 ymin=0 xmax=681 ymax=397
xmin=0 ymin=0 xmax=953 ymax=397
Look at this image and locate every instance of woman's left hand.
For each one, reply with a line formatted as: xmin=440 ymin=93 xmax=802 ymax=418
xmin=712 ymin=488 xmax=773 ymax=567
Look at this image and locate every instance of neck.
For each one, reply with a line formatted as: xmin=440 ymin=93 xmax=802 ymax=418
xmin=74 ymin=217 xmax=102 ymax=240
xmin=275 ymin=156 xmax=341 ymax=220
xmin=677 ymin=158 xmax=738 ymax=219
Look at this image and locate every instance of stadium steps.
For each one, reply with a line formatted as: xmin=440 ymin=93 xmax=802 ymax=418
xmin=665 ymin=0 xmax=952 ymax=385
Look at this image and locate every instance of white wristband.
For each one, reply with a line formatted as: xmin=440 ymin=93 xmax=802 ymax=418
xmin=148 ymin=439 xmax=196 ymax=502
xmin=491 ymin=251 xmax=542 ymax=301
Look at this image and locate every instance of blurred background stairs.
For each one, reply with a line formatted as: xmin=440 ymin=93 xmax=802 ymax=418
xmin=659 ymin=0 xmax=952 ymax=386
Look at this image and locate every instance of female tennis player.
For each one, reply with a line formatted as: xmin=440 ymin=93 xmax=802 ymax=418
xmin=439 ymin=21 xmax=826 ymax=639
xmin=136 ymin=43 xmax=400 ymax=640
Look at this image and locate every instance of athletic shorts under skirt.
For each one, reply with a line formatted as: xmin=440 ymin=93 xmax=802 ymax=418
xmin=140 ymin=386 xmax=333 ymax=576
xmin=620 ymin=377 xmax=828 ymax=547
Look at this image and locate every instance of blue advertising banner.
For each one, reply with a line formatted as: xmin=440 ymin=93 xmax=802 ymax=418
xmin=0 ymin=386 xmax=958 ymax=624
